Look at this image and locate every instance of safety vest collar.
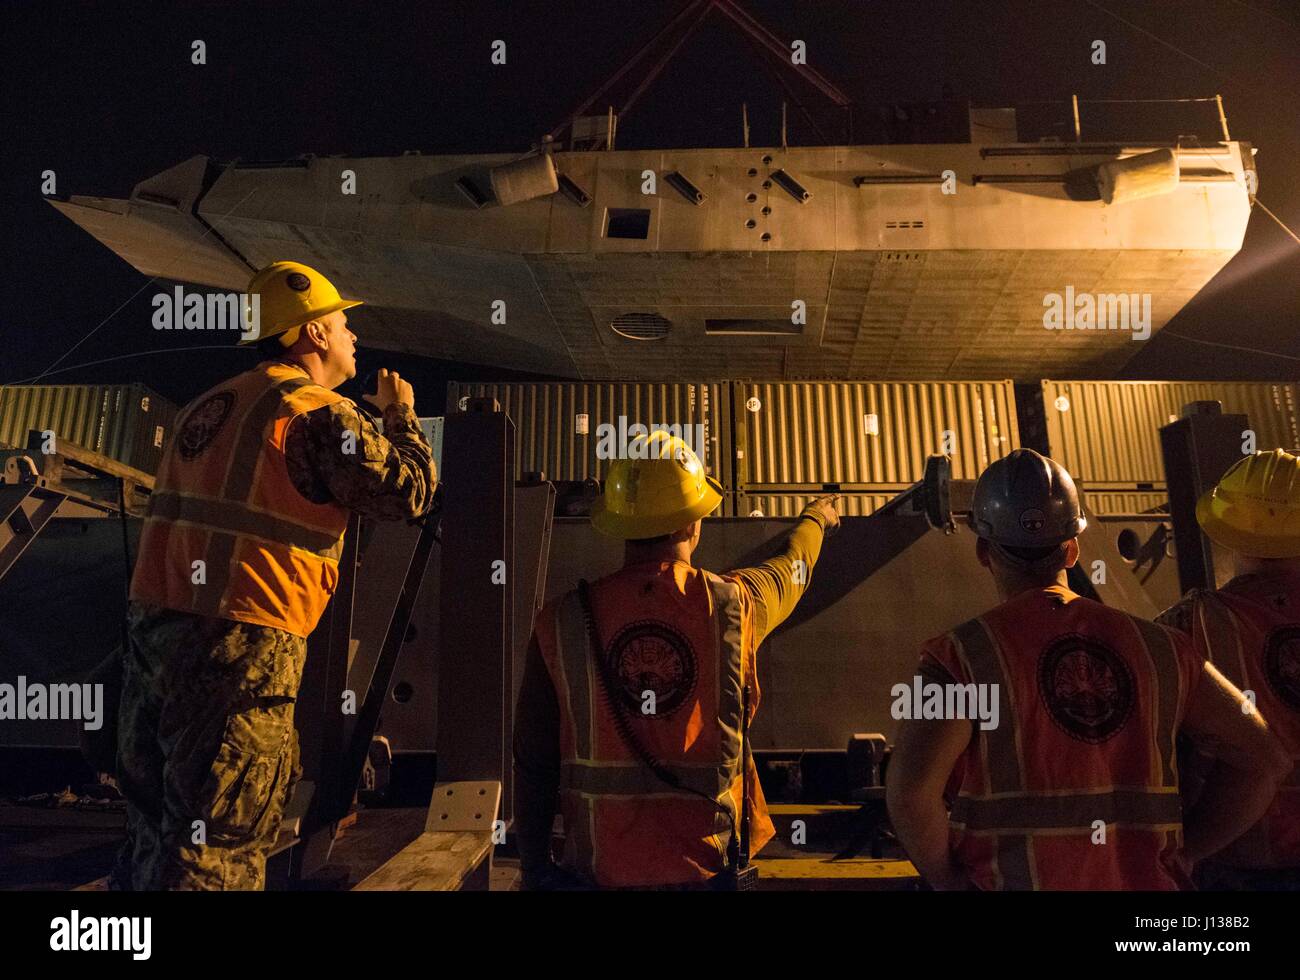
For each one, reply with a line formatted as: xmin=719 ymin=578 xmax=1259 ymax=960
xmin=259 ymin=359 xmax=312 ymax=382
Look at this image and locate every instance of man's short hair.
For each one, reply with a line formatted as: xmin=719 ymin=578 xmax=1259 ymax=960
xmin=986 ymin=539 xmax=1070 ymax=578
xmin=1000 ymin=543 xmax=1063 ymax=563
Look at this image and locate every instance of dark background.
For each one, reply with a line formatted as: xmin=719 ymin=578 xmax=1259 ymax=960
xmin=4 ymin=0 xmax=1298 ymax=415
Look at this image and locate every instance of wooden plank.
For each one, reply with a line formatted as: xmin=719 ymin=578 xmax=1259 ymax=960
xmin=352 ymin=830 xmax=494 ymax=891
xmin=22 ymin=435 xmax=156 ymax=490
xmin=754 ymin=857 xmax=918 ymax=879
xmin=753 ymin=856 xmax=920 ymax=891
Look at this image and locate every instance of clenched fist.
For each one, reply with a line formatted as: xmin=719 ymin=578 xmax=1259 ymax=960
xmin=363 ymin=368 xmax=415 ymax=414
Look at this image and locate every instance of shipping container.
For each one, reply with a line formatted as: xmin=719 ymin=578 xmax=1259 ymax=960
xmin=1041 ymin=381 xmax=1300 ymax=487
xmin=728 ymin=492 xmax=896 ymax=518
xmin=447 ymin=382 xmax=732 ymax=486
xmin=733 ymin=381 xmax=1019 ymax=488
xmin=1081 ymin=490 xmax=1170 ymax=518
xmin=735 ymin=489 xmax=1171 ymax=521
xmin=0 ymin=383 xmax=177 ymax=475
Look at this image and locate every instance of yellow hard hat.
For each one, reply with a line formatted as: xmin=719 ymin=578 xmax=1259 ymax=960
xmin=591 ymin=431 xmax=723 ymax=539
xmin=1197 ymin=449 xmax=1300 ymax=558
xmin=240 ymin=261 xmax=363 ymax=346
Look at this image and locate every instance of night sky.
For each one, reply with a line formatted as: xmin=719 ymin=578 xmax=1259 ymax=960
xmin=5 ymin=0 xmax=1298 ymax=416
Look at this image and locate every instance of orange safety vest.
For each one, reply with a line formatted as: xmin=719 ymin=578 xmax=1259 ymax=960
xmin=535 ymin=561 xmax=775 ymax=888
xmin=130 ymin=361 xmax=350 ymax=638
xmin=924 ymin=585 xmax=1198 ymax=890
xmin=1177 ymin=573 xmax=1300 ymax=869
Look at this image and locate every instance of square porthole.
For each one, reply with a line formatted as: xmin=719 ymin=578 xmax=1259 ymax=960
xmin=604 ymin=207 xmax=651 ymax=239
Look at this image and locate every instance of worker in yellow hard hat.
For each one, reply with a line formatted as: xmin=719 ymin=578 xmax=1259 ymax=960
xmin=513 ymin=430 xmax=839 ymax=890
xmin=240 ymin=259 xmax=364 ymax=352
xmin=1158 ymin=449 xmax=1300 ymax=889
xmin=114 ymin=261 xmax=437 ymax=890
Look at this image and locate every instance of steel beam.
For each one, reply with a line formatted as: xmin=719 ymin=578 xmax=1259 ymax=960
xmin=291 ymin=514 xmax=361 ymax=879
xmin=438 ymin=400 xmax=515 ymax=794
xmin=1160 ymin=402 xmax=1250 ymax=593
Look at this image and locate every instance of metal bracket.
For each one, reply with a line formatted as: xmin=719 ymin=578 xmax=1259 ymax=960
xmin=4 ymin=455 xmax=39 ymax=486
xmin=921 ymin=454 xmax=955 ymax=533
xmin=425 ymin=781 xmax=502 ymax=833
xmin=846 ymin=733 xmax=888 ymax=797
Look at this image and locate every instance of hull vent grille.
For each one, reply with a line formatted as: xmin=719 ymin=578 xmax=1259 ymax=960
xmin=610 ymin=312 xmax=671 ymax=341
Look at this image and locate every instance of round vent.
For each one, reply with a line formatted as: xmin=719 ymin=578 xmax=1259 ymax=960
xmin=610 ymin=312 xmax=671 ymax=341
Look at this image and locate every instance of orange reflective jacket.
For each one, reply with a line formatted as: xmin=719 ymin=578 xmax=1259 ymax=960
xmin=535 ymin=560 xmax=775 ymax=888
xmin=130 ymin=361 xmax=349 ymax=637
xmin=1172 ymin=572 xmax=1300 ymax=868
xmin=923 ymin=585 xmax=1200 ymax=890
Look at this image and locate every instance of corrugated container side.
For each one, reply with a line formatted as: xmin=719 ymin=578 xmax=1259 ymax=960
xmin=728 ymin=492 xmax=896 ymax=518
xmin=735 ymin=490 xmax=1171 ymax=520
xmin=734 ymin=381 xmax=1019 ymax=486
xmin=1042 ymin=381 xmax=1300 ymax=486
xmin=1083 ymin=490 xmax=1171 ymax=517
xmin=0 ymin=384 xmax=177 ymax=474
xmin=1 ymin=385 xmax=101 ymax=454
xmin=125 ymin=385 xmax=179 ymax=474
xmin=447 ymin=382 xmax=732 ymax=487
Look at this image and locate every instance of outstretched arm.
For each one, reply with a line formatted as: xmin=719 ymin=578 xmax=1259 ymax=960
xmin=728 ymin=495 xmax=839 ymax=645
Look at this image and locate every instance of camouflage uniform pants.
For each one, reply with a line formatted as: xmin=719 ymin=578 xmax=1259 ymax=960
xmin=113 ymin=602 xmax=307 ymax=890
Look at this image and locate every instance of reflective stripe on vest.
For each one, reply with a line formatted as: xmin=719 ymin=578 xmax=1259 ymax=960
xmin=1194 ymin=591 xmax=1250 ymax=689
xmin=549 ymin=569 xmax=745 ymax=885
xmin=950 ymin=613 xmax=1183 ymax=890
xmin=146 ymin=490 xmax=346 ymax=560
xmin=130 ymin=363 xmax=349 ymax=636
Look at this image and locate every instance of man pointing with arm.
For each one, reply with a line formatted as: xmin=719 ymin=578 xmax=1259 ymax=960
xmin=513 ymin=431 xmax=838 ymax=889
